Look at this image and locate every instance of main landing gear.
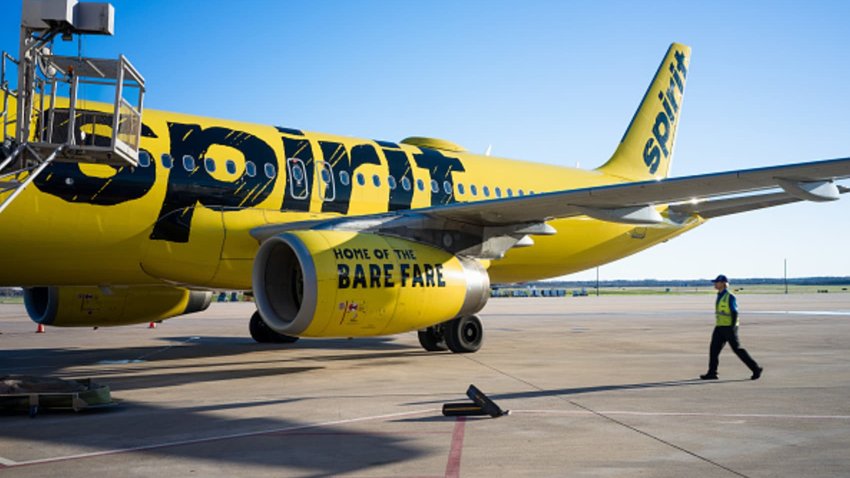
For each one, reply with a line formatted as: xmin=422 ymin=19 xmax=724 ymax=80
xmin=418 ymin=315 xmax=483 ymax=354
xmin=249 ymin=311 xmax=300 ymax=344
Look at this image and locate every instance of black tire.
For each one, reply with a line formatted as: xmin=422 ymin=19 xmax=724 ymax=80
xmin=418 ymin=326 xmax=448 ymax=351
xmin=444 ymin=315 xmax=483 ymax=353
xmin=249 ymin=311 xmax=300 ymax=344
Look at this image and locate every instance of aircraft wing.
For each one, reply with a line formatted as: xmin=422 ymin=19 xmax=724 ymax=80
xmin=252 ymin=156 xmax=850 ymax=258
xmin=418 ymin=156 xmax=850 ymax=226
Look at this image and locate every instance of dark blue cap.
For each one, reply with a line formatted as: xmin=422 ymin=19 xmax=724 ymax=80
xmin=712 ymin=274 xmax=729 ymax=283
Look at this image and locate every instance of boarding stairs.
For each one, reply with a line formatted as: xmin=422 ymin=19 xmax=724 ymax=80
xmin=0 ymin=0 xmax=145 ymax=215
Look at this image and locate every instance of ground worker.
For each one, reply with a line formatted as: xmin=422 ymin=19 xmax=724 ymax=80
xmin=700 ymin=275 xmax=763 ymax=380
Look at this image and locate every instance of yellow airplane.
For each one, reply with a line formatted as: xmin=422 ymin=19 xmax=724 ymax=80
xmin=1 ymin=42 xmax=849 ymax=353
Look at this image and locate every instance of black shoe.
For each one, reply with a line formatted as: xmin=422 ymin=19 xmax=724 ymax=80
xmin=700 ymin=373 xmax=718 ymax=380
xmin=751 ymin=367 xmax=763 ymax=380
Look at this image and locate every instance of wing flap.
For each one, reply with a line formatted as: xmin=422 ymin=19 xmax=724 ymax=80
xmin=670 ymin=185 xmax=850 ymax=219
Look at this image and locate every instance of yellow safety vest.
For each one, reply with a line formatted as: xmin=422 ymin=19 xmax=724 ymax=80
xmin=715 ymin=291 xmax=734 ymax=326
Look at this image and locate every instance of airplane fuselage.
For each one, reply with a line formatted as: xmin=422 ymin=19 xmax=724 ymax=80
xmin=0 ymin=106 xmax=700 ymax=289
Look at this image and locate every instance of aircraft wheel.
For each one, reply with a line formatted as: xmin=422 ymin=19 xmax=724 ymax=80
xmin=444 ymin=315 xmax=483 ymax=353
xmin=249 ymin=311 xmax=300 ymax=344
xmin=418 ymin=326 xmax=448 ymax=351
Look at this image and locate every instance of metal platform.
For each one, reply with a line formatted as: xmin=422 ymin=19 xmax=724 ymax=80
xmin=0 ymin=376 xmax=115 ymax=417
xmin=0 ymin=0 xmax=145 ymax=215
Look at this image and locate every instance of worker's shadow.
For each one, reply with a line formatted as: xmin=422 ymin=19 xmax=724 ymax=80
xmin=402 ymin=378 xmax=742 ymax=408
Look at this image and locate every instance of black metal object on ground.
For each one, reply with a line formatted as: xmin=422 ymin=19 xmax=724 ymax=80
xmin=441 ymin=384 xmax=509 ymax=417
xmin=442 ymin=402 xmax=489 ymax=416
xmin=466 ymin=384 xmax=508 ymax=417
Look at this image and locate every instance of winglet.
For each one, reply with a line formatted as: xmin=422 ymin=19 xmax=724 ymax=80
xmin=598 ymin=43 xmax=691 ymax=181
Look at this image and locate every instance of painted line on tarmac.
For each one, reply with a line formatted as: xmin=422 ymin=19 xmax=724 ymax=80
xmin=511 ymin=410 xmax=850 ymax=420
xmin=93 ymin=336 xmax=200 ymax=365
xmin=750 ymin=310 xmax=850 ymax=317
xmin=0 ymin=456 xmax=18 ymax=466
xmin=1 ymin=408 xmax=440 ymax=468
xmin=445 ymin=417 xmax=466 ymax=478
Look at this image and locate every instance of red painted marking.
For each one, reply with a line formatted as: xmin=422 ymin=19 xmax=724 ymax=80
xmin=445 ymin=417 xmax=466 ymax=478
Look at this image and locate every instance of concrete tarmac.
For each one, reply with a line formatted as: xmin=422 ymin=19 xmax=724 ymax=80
xmin=1 ymin=293 xmax=850 ymax=477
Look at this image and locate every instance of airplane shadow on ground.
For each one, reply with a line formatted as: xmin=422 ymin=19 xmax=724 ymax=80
xmin=0 ymin=336 xmax=442 ymax=475
xmin=0 ymin=397 xmax=431 ymax=476
xmin=0 ymin=335 xmax=429 ymax=385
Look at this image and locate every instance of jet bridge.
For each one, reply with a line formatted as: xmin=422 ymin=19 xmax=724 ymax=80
xmin=0 ymin=0 xmax=145 ymax=214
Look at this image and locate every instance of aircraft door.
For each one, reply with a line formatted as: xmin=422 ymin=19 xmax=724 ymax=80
xmin=287 ymin=158 xmax=309 ymax=199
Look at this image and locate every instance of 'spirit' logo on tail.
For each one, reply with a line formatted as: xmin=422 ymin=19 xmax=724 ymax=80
xmin=643 ymin=50 xmax=688 ymax=174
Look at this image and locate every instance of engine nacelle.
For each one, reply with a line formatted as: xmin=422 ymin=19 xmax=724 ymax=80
xmin=24 ymin=286 xmax=213 ymax=327
xmin=252 ymin=231 xmax=490 ymax=337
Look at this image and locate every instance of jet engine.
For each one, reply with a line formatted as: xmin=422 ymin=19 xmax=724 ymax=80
xmin=24 ymin=286 xmax=212 ymax=327
xmin=252 ymin=231 xmax=490 ymax=337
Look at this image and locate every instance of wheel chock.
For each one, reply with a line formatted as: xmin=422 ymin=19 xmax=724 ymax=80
xmin=442 ymin=402 xmax=489 ymax=417
xmin=466 ymin=384 xmax=508 ymax=417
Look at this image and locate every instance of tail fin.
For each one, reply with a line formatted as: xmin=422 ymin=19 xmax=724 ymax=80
xmin=598 ymin=43 xmax=691 ymax=181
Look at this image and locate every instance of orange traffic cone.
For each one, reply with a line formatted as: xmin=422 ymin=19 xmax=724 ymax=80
xmin=148 ymin=322 xmax=156 ymax=329
xmin=36 ymin=324 xmax=45 ymax=333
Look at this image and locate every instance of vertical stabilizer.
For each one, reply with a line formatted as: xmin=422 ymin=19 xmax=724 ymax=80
xmin=598 ymin=43 xmax=690 ymax=181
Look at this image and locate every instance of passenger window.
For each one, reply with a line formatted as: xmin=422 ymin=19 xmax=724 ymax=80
xmin=356 ymin=173 xmax=365 ymax=186
xmin=401 ymin=177 xmax=411 ymax=191
xmin=245 ymin=161 xmax=256 ymax=177
xmin=264 ymin=163 xmax=276 ymax=178
xmin=372 ymin=174 xmax=381 ymax=187
xmin=507 ymin=188 xmax=513 ymax=197
xmin=387 ymin=176 xmax=397 ymax=190
xmin=495 ymin=187 xmax=502 ymax=198
xmin=292 ymin=164 xmax=304 ymax=181
xmin=204 ymin=157 xmax=216 ymax=173
xmin=417 ymin=179 xmax=425 ymax=191
xmin=458 ymin=183 xmax=465 ymax=195
xmin=160 ymin=153 xmax=173 ymax=169
xmin=138 ymin=151 xmax=151 ymax=167
xmin=443 ymin=180 xmax=452 ymax=195
xmin=518 ymin=189 xmax=524 ymax=196
xmin=182 ymin=155 xmax=195 ymax=171
xmin=318 ymin=161 xmax=335 ymax=202
xmin=226 ymin=160 xmax=237 ymax=174
xmin=483 ymin=185 xmax=490 ymax=197
xmin=430 ymin=179 xmax=438 ymax=193
xmin=339 ymin=170 xmax=350 ymax=186
xmin=470 ymin=184 xmax=478 ymax=196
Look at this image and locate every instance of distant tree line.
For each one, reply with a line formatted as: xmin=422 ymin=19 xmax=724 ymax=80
xmin=540 ymin=277 xmax=850 ymax=288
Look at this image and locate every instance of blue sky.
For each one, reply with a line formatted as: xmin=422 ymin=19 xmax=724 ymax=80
xmin=3 ymin=1 xmax=849 ymax=280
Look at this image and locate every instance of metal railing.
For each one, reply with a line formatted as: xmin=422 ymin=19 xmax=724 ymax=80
xmin=1 ymin=52 xmax=18 ymax=144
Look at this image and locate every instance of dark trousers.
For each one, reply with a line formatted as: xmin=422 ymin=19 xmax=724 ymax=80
xmin=708 ymin=326 xmax=759 ymax=374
